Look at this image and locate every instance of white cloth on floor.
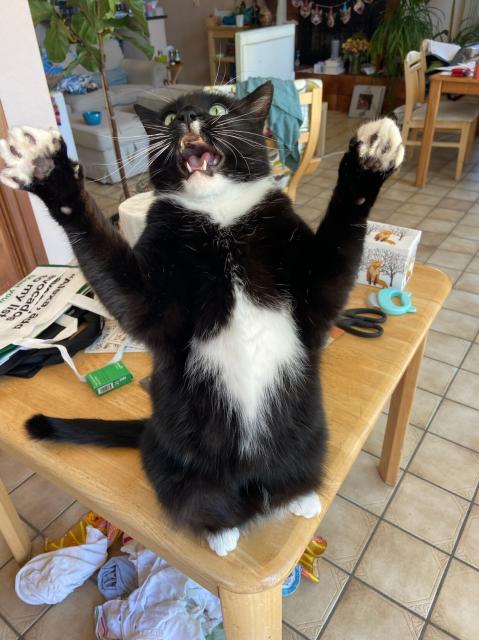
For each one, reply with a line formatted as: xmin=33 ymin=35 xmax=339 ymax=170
xmin=15 ymin=525 xmax=108 ymax=605
xmin=95 ymin=539 xmax=222 ymax=640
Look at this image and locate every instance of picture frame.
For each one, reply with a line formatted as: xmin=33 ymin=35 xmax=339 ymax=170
xmin=349 ymin=85 xmax=386 ymax=118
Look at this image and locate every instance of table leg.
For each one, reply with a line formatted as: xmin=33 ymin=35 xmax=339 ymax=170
xmin=0 ymin=478 xmax=31 ymax=564
xmin=220 ymin=584 xmax=282 ymax=640
xmin=378 ymin=337 xmax=426 ymax=486
xmin=416 ymin=78 xmax=442 ymax=187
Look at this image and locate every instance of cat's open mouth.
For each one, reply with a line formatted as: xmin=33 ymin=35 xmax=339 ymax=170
xmin=179 ymin=134 xmax=223 ymax=178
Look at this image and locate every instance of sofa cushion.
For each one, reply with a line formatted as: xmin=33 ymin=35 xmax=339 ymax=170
xmin=64 ymin=90 xmax=106 ymax=114
xmin=70 ymin=110 xmax=146 ymax=152
xmin=91 ymin=67 xmax=129 ymax=87
xmin=109 ymin=84 xmax=154 ymax=106
xmin=64 ymin=83 xmax=152 ymax=113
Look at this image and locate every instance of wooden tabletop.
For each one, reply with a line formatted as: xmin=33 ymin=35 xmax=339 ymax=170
xmin=0 ymin=265 xmax=451 ymax=595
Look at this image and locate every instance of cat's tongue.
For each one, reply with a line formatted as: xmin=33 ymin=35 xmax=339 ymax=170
xmin=188 ymin=151 xmax=212 ymax=171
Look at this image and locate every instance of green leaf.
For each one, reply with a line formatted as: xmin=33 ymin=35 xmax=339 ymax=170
xmin=44 ymin=14 xmax=71 ymax=62
xmin=123 ymin=0 xmax=149 ymax=36
xmin=69 ymin=0 xmax=99 ymax=31
xmin=28 ymin=0 xmax=54 ymax=24
xmin=71 ymin=12 xmax=98 ymax=45
xmin=120 ymin=33 xmax=154 ymax=59
xmin=76 ymin=44 xmax=101 ymax=72
xmin=100 ymin=0 xmax=116 ymax=19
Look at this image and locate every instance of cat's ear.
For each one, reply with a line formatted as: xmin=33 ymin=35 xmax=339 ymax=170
xmin=238 ymin=81 xmax=273 ymax=123
xmin=134 ymin=104 xmax=163 ymax=136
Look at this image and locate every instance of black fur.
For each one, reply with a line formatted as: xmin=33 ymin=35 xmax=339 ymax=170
xmin=19 ymin=85 xmax=396 ymax=538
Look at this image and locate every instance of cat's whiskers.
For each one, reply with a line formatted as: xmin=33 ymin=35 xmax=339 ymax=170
xmin=215 ymin=136 xmax=252 ymax=176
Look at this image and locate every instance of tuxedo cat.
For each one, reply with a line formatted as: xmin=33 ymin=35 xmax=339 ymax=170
xmin=0 ymin=83 xmax=403 ymax=555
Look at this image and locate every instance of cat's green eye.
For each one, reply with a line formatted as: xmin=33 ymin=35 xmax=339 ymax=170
xmin=209 ymin=104 xmax=228 ymax=117
xmin=164 ymin=113 xmax=176 ymax=125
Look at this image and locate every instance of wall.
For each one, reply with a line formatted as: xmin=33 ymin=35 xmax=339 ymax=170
xmin=0 ymin=0 xmax=72 ymax=264
xmin=160 ymin=0 xmax=235 ymax=84
xmin=427 ymin=0 xmax=466 ymax=38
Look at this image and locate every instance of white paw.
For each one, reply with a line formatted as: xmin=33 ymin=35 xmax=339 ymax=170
xmin=356 ymin=118 xmax=404 ymax=173
xmin=0 ymin=126 xmax=61 ymax=189
xmin=288 ymin=491 xmax=322 ymax=519
xmin=207 ymin=527 xmax=240 ymax=557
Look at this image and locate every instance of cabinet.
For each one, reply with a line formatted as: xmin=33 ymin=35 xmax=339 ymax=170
xmin=207 ymin=25 xmax=251 ymax=85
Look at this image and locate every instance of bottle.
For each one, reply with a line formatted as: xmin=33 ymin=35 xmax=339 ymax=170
xmin=174 ymin=49 xmax=181 ymax=64
xmin=295 ymin=50 xmax=301 ymax=68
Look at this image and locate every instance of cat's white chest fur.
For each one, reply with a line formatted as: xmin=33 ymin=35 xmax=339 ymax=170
xmin=188 ymin=285 xmax=305 ymax=454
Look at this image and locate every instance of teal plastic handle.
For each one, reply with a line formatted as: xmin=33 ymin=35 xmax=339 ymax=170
xmin=376 ymin=288 xmax=416 ymax=316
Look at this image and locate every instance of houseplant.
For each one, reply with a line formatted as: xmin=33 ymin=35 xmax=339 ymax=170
xmin=29 ymin=0 xmax=154 ymax=200
xmin=369 ymin=0 xmax=440 ymax=76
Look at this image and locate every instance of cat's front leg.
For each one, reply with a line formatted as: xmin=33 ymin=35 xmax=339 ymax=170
xmin=309 ymin=118 xmax=404 ymax=324
xmin=0 ymin=127 xmax=151 ymax=336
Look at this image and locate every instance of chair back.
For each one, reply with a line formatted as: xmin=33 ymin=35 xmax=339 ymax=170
xmin=404 ymin=51 xmax=426 ymax=123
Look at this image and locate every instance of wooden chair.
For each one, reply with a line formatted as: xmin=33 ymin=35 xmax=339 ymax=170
xmin=0 ymin=265 xmax=450 ymax=639
xmin=402 ymin=50 xmax=479 ymax=179
xmin=205 ymin=80 xmax=323 ymax=203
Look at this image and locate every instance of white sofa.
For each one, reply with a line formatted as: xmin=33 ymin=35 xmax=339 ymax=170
xmin=64 ymin=39 xmax=168 ymax=114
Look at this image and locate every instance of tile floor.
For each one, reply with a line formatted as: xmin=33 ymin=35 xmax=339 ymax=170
xmin=1 ymin=111 xmax=479 ymax=639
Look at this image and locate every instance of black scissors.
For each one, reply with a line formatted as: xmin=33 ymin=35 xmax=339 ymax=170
xmin=336 ymin=307 xmax=387 ymax=338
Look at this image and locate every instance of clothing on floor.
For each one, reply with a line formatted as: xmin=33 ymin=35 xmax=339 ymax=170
xmin=16 ymin=526 xmax=108 ymax=605
xmin=44 ymin=511 xmax=121 ymax=551
xmin=95 ymin=539 xmax=222 ymax=640
xmin=236 ymin=77 xmax=303 ymax=171
xmin=97 ymin=555 xmax=138 ymax=599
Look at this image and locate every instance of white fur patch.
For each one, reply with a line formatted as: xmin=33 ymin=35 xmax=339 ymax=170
xmin=207 ymin=527 xmax=240 ymax=556
xmin=187 ymin=285 xmax=305 ymax=455
xmin=357 ymin=118 xmax=404 ymax=172
xmin=162 ymin=175 xmax=275 ymax=227
xmin=288 ymin=492 xmax=322 ymax=518
xmin=0 ymin=126 xmax=61 ymax=189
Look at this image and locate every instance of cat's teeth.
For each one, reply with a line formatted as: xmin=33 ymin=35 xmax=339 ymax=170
xmin=201 ymin=159 xmax=207 ymax=170
xmin=186 ymin=161 xmax=193 ymax=173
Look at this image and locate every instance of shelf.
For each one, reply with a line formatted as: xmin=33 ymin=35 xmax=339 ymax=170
xmin=215 ymin=55 xmax=235 ymax=63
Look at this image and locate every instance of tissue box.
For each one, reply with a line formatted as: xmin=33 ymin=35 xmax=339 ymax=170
xmin=357 ymin=221 xmax=421 ymax=290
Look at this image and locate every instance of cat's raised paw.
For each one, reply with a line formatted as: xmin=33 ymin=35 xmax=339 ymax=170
xmin=356 ymin=118 xmax=404 ymax=173
xmin=0 ymin=126 xmax=61 ymax=190
xmin=288 ymin=491 xmax=322 ymax=519
xmin=207 ymin=527 xmax=240 ymax=556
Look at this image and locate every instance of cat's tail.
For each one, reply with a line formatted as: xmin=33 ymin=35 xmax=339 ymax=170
xmin=26 ymin=415 xmax=145 ymax=447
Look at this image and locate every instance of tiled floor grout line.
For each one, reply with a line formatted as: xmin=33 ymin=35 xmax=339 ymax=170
xmin=316 ymin=318 xmax=479 ymax=639
xmin=0 ymin=610 xmax=21 ymax=639
xmin=418 ymin=483 xmax=479 ymax=640
xmin=283 ymin=619 xmax=310 ymax=640
xmin=6 ymin=473 xmax=35 ymax=497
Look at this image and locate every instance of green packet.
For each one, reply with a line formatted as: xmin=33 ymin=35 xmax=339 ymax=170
xmin=85 ymin=361 xmax=133 ymax=396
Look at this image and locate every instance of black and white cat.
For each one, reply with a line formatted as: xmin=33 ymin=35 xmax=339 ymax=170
xmin=0 ymin=83 xmax=403 ymax=555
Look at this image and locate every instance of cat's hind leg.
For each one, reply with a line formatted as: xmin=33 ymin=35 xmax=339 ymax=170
xmin=207 ymin=528 xmax=241 ymax=556
xmin=287 ymin=491 xmax=322 ymax=519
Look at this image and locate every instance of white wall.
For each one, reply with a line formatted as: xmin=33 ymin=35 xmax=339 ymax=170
xmin=428 ymin=0 xmax=466 ymax=39
xmin=0 ymin=0 xmax=72 ymax=264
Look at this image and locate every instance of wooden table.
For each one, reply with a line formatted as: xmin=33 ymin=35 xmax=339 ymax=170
xmin=416 ymin=73 xmax=479 ymax=187
xmin=0 ymin=265 xmax=450 ymax=639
